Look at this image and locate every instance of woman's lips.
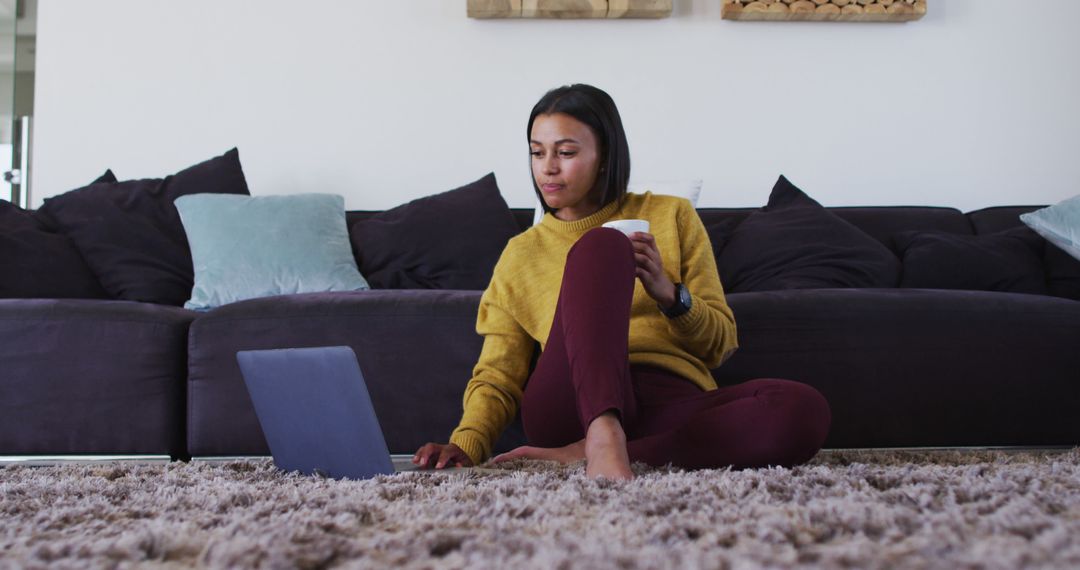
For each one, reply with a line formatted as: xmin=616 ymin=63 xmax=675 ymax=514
xmin=541 ymin=184 xmax=564 ymax=193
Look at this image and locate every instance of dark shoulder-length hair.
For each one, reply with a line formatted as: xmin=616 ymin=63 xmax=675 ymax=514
xmin=528 ymin=84 xmax=631 ymax=216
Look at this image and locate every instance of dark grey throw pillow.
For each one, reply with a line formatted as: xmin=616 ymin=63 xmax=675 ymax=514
xmin=0 ymin=171 xmax=116 ymax=299
xmin=893 ymin=226 xmax=1047 ymax=294
xmin=36 ymin=149 xmax=251 ymax=305
xmin=1045 ymin=244 xmax=1080 ymax=300
xmin=717 ymin=176 xmax=902 ymax=293
xmin=704 ymin=216 xmax=738 ymax=274
xmin=349 ymin=173 xmax=519 ymax=289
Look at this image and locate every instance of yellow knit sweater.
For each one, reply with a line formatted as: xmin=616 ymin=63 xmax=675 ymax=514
xmin=449 ymin=192 xmax=739 ymax=464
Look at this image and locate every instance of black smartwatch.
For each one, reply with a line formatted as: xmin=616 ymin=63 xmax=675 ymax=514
xmin=660 ymin=283 xmax=692 ymax=318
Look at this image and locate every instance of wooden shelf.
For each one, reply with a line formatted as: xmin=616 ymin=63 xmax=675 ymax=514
xmin=721 ymin=0 xmax=927 ymax=22
xmin=468 ymin=0 xmax=672 ymax=19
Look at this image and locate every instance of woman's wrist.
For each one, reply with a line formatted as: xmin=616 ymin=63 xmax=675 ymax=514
xmin=658 ymin=280 xmax=677 ymax=309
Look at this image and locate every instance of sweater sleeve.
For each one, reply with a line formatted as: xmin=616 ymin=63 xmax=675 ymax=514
xmin=449 ymin=276 xmax=535 ymax=465
xmin=664 ymin=200 xmax=739 ymax=368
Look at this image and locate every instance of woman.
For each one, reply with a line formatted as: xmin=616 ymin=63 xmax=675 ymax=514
xmin=414 ymin=84 xmax=831 ymax=480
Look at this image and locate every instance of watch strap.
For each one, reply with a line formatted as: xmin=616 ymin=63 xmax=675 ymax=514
xmin=660 ymin=283 xmax=691 ymax=318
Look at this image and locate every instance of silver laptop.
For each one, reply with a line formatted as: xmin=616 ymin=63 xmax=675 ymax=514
xmin=236 ymin=345 xmax=427 ymax=479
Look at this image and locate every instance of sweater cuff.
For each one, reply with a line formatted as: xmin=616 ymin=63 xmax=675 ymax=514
xmin=667 ymin=293 xmax=706 ymax=335
xmin=449 ymin=431 xmax=489 ymax=466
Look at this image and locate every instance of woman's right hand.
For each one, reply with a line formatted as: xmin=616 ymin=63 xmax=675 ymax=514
xmin=413 ymin=442 xmax=474 ymax=469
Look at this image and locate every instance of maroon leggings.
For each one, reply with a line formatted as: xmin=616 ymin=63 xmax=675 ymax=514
xmin=521 ymin=228 xmax=832 ymax=470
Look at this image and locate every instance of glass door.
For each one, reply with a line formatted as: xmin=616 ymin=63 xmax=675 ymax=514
xmin=0 ymin=0 xmax=26 ymax=207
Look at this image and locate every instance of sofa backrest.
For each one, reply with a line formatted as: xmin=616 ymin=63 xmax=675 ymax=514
xmin=506 ymin=204 xmax=1045 ymax=245
xmin=966 ymin=206 xmax=1042 ymax=234
xmin=511 ymin=206 xmax=980 ymax=243
xmin=496 ymin=204 xmax=1079 ymax=301
xmin=696 ymin=207 xmax=977 ymax=249
xmin=314 ymin=205 xmax=1079 ymax=301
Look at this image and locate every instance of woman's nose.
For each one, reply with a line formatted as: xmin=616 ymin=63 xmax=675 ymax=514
xmin=543 ymin=156 xmax=559 ymax=174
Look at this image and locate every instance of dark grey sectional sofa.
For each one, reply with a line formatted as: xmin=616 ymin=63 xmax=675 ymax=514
xmin=2 ymin=205 xmax=1079 ymax=460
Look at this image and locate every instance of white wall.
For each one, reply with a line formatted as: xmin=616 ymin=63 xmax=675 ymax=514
xmin=31 ymin=0 xmax=1080 ymax=211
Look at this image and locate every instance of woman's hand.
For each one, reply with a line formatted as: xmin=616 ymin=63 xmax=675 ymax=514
xmin=413 ymin=442 xmax=473 ymax=469
xmin=630 ymin=232 xmax=676 ymax=309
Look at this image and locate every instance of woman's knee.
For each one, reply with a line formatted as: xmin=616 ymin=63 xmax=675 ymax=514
xmin=568 ymin=227 xmax=634 ymax=261
xmin=562 ymin=228 xmax=636 ymax=283
xmin=752 ymin=378 xmax=832 ymax=466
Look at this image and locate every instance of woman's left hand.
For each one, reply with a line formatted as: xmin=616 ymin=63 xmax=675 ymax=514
xmin=630 ymin=232 xmax=676 ymax=309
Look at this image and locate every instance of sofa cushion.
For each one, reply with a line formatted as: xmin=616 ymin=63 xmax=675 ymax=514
xmin=0 ymin=298 xmax=194 ymax=456
xmin=893 ymin=227 xmax=1047 ymax=295
xmin=36 ymin=149 xmax=251 ymax=306
xmin=349 ymin=173 xmax=518 ymax=290
xmin=967 ymin=205 xmax=1040 ymax=234
xmin=831 ymin=207 xmax=972 ymax=248
xmin=1021 ymin=195 xmax=1080 ymax=261
xmin=717 ymin=175 xmax=902 ymax=292
xmin=1019 ymin=197 xmax=1080 ymax=300
xmin=969 ymin=205 xmax=1080 ymax=301
xmin=175 ymin=193 xmax=370 ymax=311
xmin=0 ymin=171 xmax=116 ymax=299
xmin=1042 ymin=246 xmax=1080 ymax=301
xmin=715 ymin=289 xmax=1080 ymax=448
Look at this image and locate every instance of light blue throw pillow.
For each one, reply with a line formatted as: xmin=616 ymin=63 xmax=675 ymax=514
xmin=175 ymin=193 xmax=370 ymax=311
xmin=1020 ymin=195 xmax=1080 ymax=262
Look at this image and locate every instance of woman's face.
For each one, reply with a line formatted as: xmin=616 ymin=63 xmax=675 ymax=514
xmin=530 ymin=112 xmax=603 ymax=221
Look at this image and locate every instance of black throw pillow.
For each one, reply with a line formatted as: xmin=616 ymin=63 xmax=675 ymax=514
xmin=893 ymin=226 xmax=1047 ymax=294
xmin=717 ymin=175 xmax=902 ymax=292
xmin=0 ymin=171 xmax=116 ymax=299
xmin=704 ymin=216 xmax=737 ymax=273
xmin=1044 ymin=244 xmax=1080 ymax=300
xmin=349 ymin=173 xmax=519 ymax=289
xmin=36 ymin=149 xmax=250 ymax=305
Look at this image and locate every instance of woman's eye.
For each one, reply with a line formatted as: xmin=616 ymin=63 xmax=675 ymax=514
xmin=559 ymin=151 xmax=576 ymax=157
xmin=530 ymin=151 xmax=542 ymax=157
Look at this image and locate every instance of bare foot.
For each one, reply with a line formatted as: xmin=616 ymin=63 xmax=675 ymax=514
xmin=584 ymin=413 xmax=634 ymax=481
xmin=491 ymin=439 xmax=586 ymax=464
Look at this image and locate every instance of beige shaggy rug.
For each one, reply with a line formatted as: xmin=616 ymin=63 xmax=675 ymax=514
xmin=2 ymin=448 xmax=1079 ymax=569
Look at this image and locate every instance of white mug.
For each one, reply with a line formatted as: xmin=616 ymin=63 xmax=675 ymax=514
xmin=602 ymin=219 xmax=650 ymax=237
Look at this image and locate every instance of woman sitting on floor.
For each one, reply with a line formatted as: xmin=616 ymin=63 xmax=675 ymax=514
xmin=414 ymin=83 xmax=831 ymax=480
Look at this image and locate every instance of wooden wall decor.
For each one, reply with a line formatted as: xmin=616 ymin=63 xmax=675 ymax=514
xmin=468 ymin=0 xmax=522 ymax=18
xmin=608 ymin=0 xmax=674 ymax=18
xmin=524 ymin=0 xmax=607 ymax=18
xmin=467 ymin=0 xmax=672 ymax=19
xmin=722 ymin=0 xmax=926 ymax=22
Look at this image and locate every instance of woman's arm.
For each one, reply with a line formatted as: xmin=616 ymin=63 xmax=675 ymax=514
xmin=447 ymin=287 xmax=536 ymax=465
xmin=664 ymin=200 xmax=739 ymax=368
